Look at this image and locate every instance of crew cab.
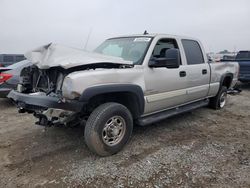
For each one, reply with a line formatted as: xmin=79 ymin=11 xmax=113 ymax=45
xmin=8 ymin=34 xmax=239 ymax=156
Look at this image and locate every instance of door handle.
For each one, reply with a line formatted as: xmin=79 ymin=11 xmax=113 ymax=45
xmin=202 ymin=69 xmax=207 ymax=75
xmin=179 ymin=71 xmax=186 ymax=77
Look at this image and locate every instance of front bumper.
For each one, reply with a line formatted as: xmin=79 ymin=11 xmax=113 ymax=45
xmin=7 ymin=90 xmax=85 ymax=112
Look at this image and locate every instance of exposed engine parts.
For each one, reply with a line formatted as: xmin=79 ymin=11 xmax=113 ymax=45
xmin=20 ymin=65 xmax=64 ymax=94
xmin=34 ymin=108 xmax=80 ymax=127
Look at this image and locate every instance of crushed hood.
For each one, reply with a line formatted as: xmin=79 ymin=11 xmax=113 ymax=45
xmin=25 ymin=43 xmax=133 ymax=69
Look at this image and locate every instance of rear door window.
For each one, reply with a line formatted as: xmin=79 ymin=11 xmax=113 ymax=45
xmin=182 ymin=39 xmax=204 ymax=65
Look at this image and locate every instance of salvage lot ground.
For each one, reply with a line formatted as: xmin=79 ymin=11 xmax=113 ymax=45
xmin=0 ymin=84 xmax=250 ymax=188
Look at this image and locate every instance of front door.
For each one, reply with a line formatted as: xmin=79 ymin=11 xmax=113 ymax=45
xmin=143 ymin=38 xmax=188 ymax=114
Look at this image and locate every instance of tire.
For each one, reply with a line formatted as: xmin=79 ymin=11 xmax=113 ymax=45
xmin=209 ymin=86 xmax=228 ymax=110
xmin=84 ymin=102 xmax=133 ymax=156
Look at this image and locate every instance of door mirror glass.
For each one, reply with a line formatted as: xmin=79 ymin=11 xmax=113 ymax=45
xmin=149 ymin=48 xmax=181 ymax=68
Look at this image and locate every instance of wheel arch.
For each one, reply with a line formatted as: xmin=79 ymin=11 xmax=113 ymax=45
xmin=220 ymin=73 xmax=233 ymax=89
xmin=79 ymin=84 xmax=145 ymax=119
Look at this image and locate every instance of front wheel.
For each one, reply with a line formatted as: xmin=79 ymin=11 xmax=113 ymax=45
xmin=209 ymin=86 xmax=228 ymax=110
xmin=84 ymin=102 xmax=133 ymax=156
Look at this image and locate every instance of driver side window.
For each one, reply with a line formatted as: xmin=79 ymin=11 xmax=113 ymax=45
xmin=152 ymin=38 xmax=181 ymax=64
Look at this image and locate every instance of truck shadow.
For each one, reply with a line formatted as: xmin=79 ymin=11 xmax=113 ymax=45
xmin=238 ymin=82 xmax=250 ymax=91
xmin=3 ymin=106 xmax=218 ymax=187
xmin=5 ymin=110 xmax=200 ymax=167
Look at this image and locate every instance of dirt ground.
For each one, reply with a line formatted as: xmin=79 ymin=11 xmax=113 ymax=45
xmin=0 ymin=84 xmax=250 ymax=188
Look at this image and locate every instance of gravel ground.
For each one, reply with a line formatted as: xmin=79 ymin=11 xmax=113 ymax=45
xmin=0 ymin=84 xmax=250 ymax=188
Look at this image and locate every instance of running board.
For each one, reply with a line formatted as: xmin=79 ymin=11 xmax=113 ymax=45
xmin=137 ymin=99 xmax=209 ymax=126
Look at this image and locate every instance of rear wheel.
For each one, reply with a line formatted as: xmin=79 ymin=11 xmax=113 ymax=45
xmin=209 ymin=86 xmax=228 ymax=110
xmin=84 ymin=102 xmax=133 ymax=156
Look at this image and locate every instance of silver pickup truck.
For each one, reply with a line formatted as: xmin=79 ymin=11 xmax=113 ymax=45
xmin=8 ymin=34 xmax=239 ymax=156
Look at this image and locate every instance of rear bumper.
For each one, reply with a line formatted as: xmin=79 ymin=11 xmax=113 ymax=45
xmin=7 ymin=90 xmax=85 ymax=112
xmin=0 ymin=88 xmax=11 ymax=98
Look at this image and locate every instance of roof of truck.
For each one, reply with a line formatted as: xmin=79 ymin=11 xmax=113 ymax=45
xmin=108 ymin=33 xmax=198 ymax=41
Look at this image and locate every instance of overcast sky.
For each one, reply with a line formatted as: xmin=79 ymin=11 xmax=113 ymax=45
xmin=0 ymin=0 xmax=249 ymax=54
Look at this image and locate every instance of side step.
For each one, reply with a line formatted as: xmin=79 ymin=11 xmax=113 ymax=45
xmin=137 ymin=99 xmax=209 ymax=126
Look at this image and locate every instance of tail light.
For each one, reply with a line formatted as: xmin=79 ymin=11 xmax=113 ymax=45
xmin=0 ymin=73 xmax=13 ymax=84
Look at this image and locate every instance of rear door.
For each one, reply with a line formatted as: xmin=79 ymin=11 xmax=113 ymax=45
xmin=181 ymin=39 xmax=210 ymax=102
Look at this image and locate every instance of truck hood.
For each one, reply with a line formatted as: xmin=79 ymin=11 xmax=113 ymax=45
xmin=24 ymin=43 xmax=133 ymax=69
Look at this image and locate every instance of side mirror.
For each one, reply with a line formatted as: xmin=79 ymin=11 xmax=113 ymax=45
xmin=149 ymin=48 xmax=181 ymax=69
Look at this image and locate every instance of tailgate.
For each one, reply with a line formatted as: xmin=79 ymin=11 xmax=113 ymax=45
xmin=239 ymin=61 xmax=250 ymax=73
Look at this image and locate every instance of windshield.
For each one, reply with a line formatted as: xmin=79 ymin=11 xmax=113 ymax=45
xmin=94 ymin=37 xmax=152 ymax=65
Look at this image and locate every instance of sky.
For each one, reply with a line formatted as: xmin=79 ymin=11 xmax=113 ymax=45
xmin=0 ymin=0 xmax=249 ymax=54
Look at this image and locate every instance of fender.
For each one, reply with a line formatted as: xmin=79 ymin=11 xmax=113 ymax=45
xmin=79 ymin=84 xmax=145 ymax=116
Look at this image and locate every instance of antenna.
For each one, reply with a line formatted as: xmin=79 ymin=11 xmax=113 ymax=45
xmin=233 ymin=45 xmax=237 ymax=55
xmin=84 ymin=28 xmax=93 ymax=50
xmin=143 ymin=30 xmax=148 ymax=35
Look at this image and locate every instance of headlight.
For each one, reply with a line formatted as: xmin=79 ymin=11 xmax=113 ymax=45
xmin=62 ymin=77 xmax=80 ymax=99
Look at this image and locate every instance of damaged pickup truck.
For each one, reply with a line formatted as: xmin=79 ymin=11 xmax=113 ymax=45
xmin=8 ymin=34 xmax=239 ymax=156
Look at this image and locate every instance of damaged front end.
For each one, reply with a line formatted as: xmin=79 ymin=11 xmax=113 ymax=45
xmin=8 ymin=65 xmax=86 ymax=127
xmin=34 ymin=109 xmax=81 ymax=127
xmin=19 ymin=65 xmax=64 ymax=95
xmin=8 ymin=43 xmax=134 ymax=127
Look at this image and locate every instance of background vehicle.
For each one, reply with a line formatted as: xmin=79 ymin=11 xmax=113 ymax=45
xmin=235 ymin=51 xmax=250 ymax=83
xmin=0 ymin=54 xmax=26 ymax=67
xmin=0 ymin=60 xmax=31 ymax=98
xmin=8 ymin=34 xmax=239 ymax=156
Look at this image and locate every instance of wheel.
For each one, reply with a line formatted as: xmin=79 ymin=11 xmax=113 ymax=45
xmin=209 ymin=86 xmax=228 ymax=110
xmin=84 ymin=102 xmax=133 ymax=156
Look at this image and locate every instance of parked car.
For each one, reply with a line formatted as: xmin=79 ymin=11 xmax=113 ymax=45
xmin=0 ymin=54 xmax=26 ymax=67
xmin=222 ymin=55 xmax=236 ymax=61
xmin=0 ymin=60 xmax=31 ymax=98
xmin=8 ymin=34 xmax=239 ymax=156
xmin=235 ymin=51 xmax=250 ymax=83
